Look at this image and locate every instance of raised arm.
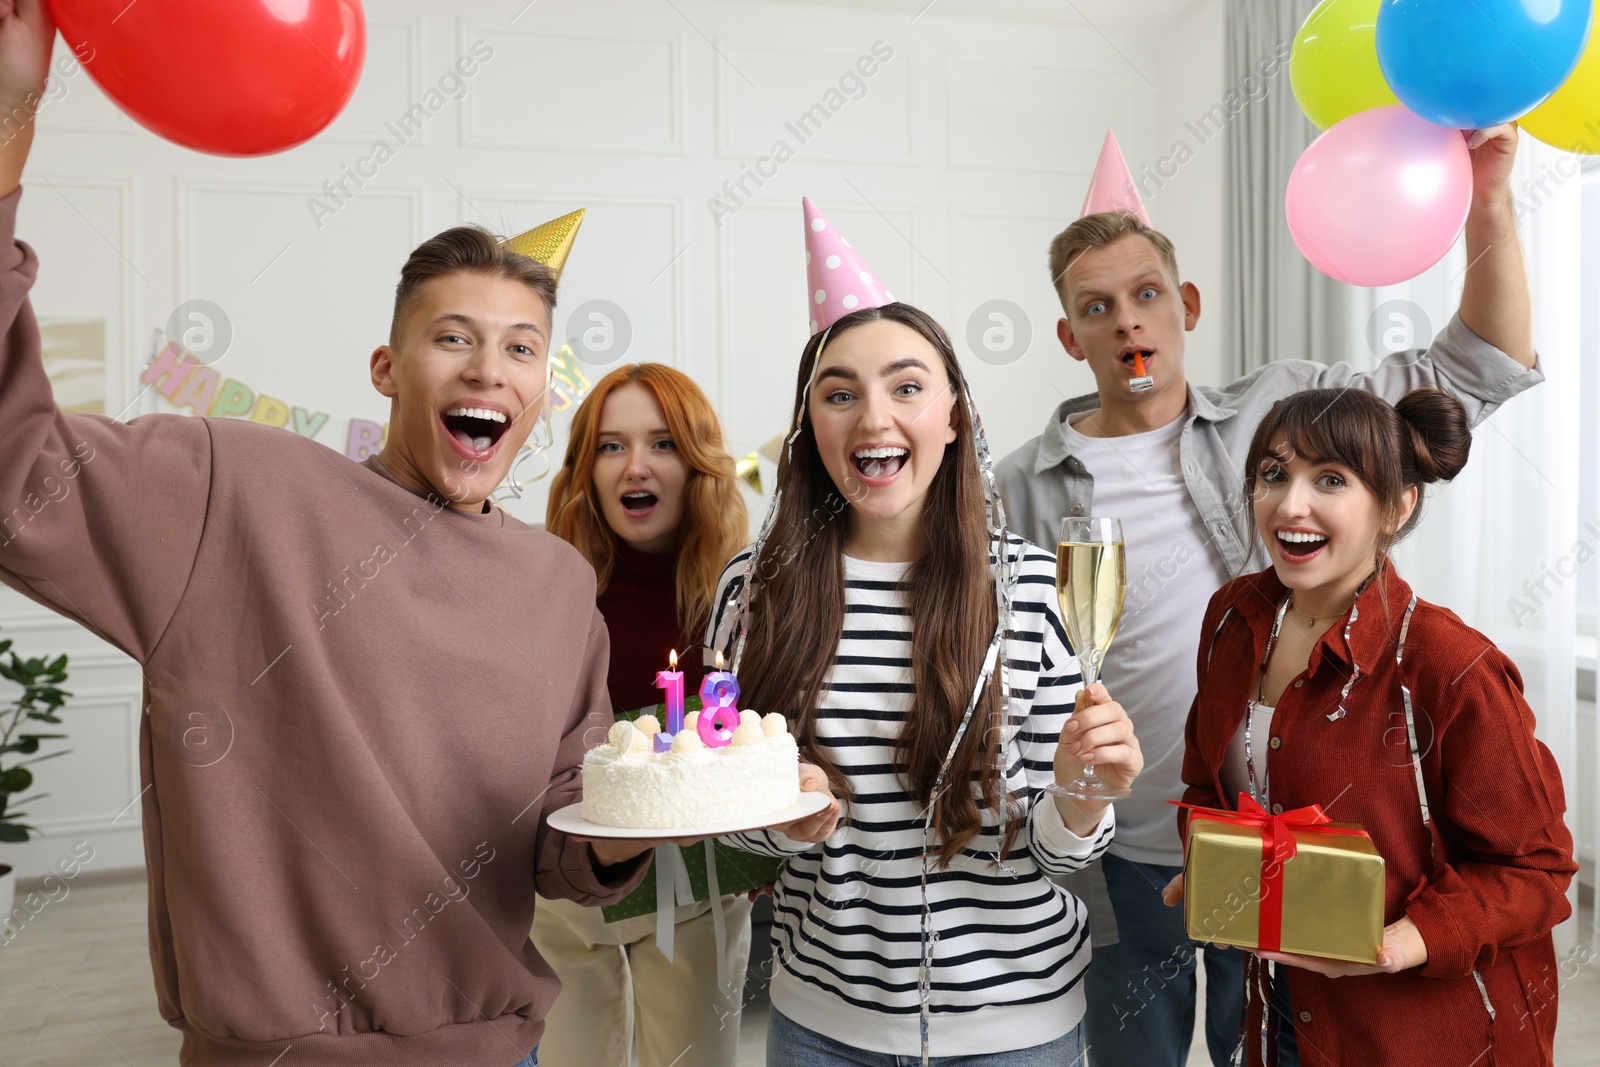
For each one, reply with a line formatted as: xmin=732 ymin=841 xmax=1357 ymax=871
xmin=0 ymin=0 xmax=50 ymax=200
xmin=1458 ymin=124 xmax=1535 ymax=370
xmin=0 ymin=0 xmax=214 ymax=662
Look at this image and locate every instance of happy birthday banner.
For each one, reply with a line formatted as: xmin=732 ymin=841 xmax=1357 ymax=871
xmin=140 ymin=337 xmax=595 ymax=461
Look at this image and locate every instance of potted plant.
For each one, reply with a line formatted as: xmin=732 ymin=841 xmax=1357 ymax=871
xmin=0 ymin=628 xmax=71 ymax=919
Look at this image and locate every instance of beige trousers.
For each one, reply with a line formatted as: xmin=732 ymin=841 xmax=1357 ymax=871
xmin=530 ymin=894 xmax=754 ymax=1067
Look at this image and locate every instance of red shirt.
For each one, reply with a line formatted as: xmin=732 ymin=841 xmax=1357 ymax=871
xmin=595 ymin=541 xmax=706 ymax=713
xmin=1180 ymin=563 xmax=1575 ymax=1066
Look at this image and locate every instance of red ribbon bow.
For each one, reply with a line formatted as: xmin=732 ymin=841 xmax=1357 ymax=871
xmin=1171 ymin=796 xmax=1366 ymax=952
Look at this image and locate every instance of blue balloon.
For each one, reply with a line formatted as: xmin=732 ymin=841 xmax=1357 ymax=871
xmin=1377 ymin=0 xmax=1594 ymax=128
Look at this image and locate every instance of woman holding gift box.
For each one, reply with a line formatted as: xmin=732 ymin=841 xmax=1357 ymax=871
xmin=1171 ymin=387 xmax=1576 ymax=1066
xmin=533 ymin=363 xmax=758 ymax=1067
xmin=706 ymin=199 xmax=1144 ymax=1066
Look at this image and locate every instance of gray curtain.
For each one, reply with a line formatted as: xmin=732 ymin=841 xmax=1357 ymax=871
xmin=1225 ymin=0 xmax=1350 ymax=377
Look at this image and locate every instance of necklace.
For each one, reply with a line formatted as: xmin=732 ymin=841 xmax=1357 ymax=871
xmin=1288 ymin=594 xmax=1350 ymax=626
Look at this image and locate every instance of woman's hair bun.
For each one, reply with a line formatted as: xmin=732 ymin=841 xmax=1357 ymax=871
xmin=1394 ymin=388 xmax=1471 ymax=484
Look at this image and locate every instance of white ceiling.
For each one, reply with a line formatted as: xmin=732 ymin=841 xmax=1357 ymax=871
xmin=776 ymin=0 xmax=1210 ymax=30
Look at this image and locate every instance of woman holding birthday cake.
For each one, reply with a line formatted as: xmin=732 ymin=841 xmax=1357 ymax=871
xmin=1172 ymin=387 xmax=1576 ymax=1066
xmin=706 ymin=199 xmax=1144 ymax=1066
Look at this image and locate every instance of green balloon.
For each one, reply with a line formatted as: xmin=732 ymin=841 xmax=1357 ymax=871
xmin=1291 ymin=0 xmax=1401 ymax=130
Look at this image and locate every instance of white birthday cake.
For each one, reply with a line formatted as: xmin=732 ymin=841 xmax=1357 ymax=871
xmin=581 ymin=710 xmax=800 ymax=829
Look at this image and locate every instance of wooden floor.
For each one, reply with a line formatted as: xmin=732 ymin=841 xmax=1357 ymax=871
xmin=1 ymin=877 xmax=1596 ymax=1066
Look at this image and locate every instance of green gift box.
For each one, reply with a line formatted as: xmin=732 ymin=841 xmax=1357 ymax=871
xmin=598 ymin=699 xmax=786 ymax=923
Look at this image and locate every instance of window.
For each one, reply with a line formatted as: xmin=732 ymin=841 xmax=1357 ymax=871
xmin=1581 ymin=160 xmax=1600 ymax=636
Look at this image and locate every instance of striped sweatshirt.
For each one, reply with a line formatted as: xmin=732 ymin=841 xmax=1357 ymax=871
xmin=711 ymin=537 xmax=1114 ymax=1057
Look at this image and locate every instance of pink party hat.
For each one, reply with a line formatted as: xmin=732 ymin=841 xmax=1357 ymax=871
xmin=803 ymin=197 xmax=896 ymax=334
xmin=1080 ymin=130 xmax=1151 ymax=224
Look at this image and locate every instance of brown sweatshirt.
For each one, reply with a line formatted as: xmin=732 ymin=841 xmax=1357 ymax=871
xmin=0 ymin=187 xmax=648 ymax=1066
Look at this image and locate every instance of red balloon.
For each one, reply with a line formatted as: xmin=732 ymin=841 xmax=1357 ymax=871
xmin=49 ymin=0 xmax=366 ymax=157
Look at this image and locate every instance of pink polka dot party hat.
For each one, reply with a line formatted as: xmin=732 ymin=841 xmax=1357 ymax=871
xmin=802 ymin=196 xmax=896 ymax=334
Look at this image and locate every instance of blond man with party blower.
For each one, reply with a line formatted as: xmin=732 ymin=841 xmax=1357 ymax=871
xmin=996 ymin=127 xmax=1540 ymax=1067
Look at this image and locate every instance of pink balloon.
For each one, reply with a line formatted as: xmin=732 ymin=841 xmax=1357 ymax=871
xmin=1285 ymin=105 xmax=1473 ymax=288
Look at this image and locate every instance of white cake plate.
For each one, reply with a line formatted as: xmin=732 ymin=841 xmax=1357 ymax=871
xmin=545 ymin=790 xmax=831 ymax=840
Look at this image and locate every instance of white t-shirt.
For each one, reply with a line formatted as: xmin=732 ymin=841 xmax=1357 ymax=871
xmin=1222 ymin=701 xmax=1276 ymax=808
xmin=1060 ymin=411 xmax=1235 ymax=866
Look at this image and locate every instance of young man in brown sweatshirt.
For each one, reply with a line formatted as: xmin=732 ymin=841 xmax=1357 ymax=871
xmin=0 ymin=5 xmax=850 ymax=1065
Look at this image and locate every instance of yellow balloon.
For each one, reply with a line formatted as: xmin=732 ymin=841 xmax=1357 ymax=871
xmin=1290 ymin=0 xmax=1401 ymax=130
xmin=1522 ymin=11 xmax=1600 ymax=154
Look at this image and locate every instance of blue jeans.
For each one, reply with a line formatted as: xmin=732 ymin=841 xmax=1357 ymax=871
xmin=510 ymin=1049 xmax=538 ymax=1067
xmin=767 ymin=1007 xmax=1085 ymax=1066
xmin=1081 ymin=854 xmax=1245 ymax=1067
xmin=1269 ymin=964 xmax=1300 ymax=1066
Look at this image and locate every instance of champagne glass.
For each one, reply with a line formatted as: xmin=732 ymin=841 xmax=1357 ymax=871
xmin=1051 ymin=516 xmax=1131 ymax=801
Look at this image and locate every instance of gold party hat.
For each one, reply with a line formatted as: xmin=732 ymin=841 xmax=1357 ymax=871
xmin=502 ymin=208 xmax=585 ymax=280
xmin=736 ymin=452 xmax=762 ymax=495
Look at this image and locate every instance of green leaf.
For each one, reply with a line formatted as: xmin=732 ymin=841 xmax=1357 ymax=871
xmin=24 ymin=712 xmax=61 ymax=723
xmin=0 ymin=822 xmax=33 ymax=843
xmin=46 ymin=654 xmax=66 ymax=674
xmin=0 ymin=767 xmax=34 ymax=793
xmin=0 ymin=737 xmax=40 ymax=754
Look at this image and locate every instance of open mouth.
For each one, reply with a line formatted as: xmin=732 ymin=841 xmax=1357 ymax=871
xmin=441 ymin=405 xmax=511 ymax=455
xmin=1276 ymin=530 xmax=1329 ymax=561
xmin=1120 ymin=346 xmax=1155 ymax=371
xmin=620 ymin=490 xmax=659 ymax=515
xmin=852 ymin=445 xmax=908 ymax=481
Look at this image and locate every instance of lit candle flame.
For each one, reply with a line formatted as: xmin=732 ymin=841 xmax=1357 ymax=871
xmin=669 ymin=649 xmax=678 ymax=670
xmin=715 ymin=650 xmax=726 ymax=670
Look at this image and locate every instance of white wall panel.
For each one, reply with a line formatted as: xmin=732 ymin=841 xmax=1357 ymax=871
xmin=463 ymin=23 xmax=683 ymax=155
xmin=717 ymin=40 xmax=915 ymax=165
xmin=16 ymin=175 xmax=138 ymax=416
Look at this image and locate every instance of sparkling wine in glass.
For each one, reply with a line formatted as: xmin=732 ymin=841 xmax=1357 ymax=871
xmin=1052 ymin=516 xmax=1131 ymax=801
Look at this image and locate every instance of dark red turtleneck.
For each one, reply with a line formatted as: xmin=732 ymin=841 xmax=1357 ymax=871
xmin=596 ymin=540 xmax=707 ymax=713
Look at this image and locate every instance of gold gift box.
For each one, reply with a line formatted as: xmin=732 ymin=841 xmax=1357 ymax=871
xmin=1183 ymin=815 xmax=1386 ymax=965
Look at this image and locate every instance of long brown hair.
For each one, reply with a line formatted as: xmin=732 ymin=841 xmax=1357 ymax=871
xmin=547 ymin=364 xmax=749 ymax=642
xmin=736 ymin=304 xmax=1016 ymax=867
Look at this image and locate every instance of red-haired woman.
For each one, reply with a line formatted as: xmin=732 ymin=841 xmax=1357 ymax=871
xmin=532 ymin=363 xmax=754 ymax=1067
xmin=1171 ymin=388 xmax=1576 ymax=1066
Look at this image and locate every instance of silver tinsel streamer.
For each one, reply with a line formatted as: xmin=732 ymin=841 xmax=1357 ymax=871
xmin=727 ymin=323 xmax=1021 ymax=1067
